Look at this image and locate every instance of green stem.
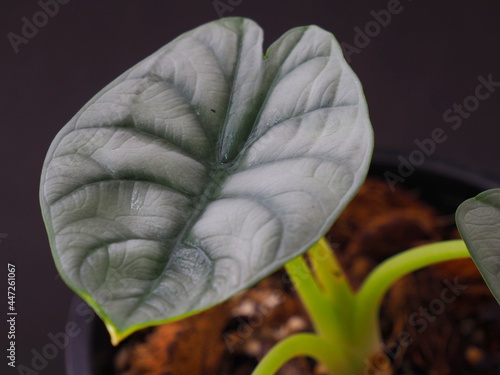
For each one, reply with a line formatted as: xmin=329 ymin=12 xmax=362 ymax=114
xmin=309 ymin=238 xmax=354 ymax=303
xmin=255 ymin=240 xmax=471 ymax=375
xmin=284 ymin=255 xmax=340 ymax=339
xmin=251 ymin=333 xmax=344 ymax=375
xmin=308 ymin=238 xmax=356 ymax=342
xmin=282 ymin=240 xmax=363 ymax=371
xmin=354 ymin=239 xmax=470 ymax=342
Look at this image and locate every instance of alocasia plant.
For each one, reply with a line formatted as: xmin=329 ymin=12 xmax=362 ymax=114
xmin=40 ymin=17 xmax=373 ymax=345
xmin=41 ymin=16 xmax=500 ymax=375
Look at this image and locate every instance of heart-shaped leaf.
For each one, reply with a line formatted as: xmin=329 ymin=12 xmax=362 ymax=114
xmin=40 ymin=17 xmax=373 ymax=343
xmin=457 ymin=188 xmax=500 ymax=304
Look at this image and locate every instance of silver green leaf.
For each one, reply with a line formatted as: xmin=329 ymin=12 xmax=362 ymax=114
xmin=457 ymin=188 xmax=500 ymax=304
xmin=40 ymin=17 xmax=373 ymax=343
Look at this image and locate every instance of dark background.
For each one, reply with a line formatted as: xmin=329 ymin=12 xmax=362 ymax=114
xmin=1 ymin=1 xmax=500 ymax=374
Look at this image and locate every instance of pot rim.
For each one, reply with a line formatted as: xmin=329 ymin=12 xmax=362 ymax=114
xmin=370 ymin=149 xmax=499 ymax=192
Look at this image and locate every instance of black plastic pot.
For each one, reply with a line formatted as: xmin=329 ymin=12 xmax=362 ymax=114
xmin=64 ymin=151 xmax=500 ymax=375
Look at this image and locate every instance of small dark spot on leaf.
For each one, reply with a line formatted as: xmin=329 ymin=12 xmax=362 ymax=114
xmin=211 ymin=109 xmax=216 ymax=113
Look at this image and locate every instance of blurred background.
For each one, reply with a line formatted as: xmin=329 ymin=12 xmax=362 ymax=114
xmin=1 ymin=1 xmax=500 ymax=374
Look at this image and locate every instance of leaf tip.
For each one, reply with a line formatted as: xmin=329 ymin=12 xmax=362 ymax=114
xmin=106 ymin=322 xmax=124 ymax=346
